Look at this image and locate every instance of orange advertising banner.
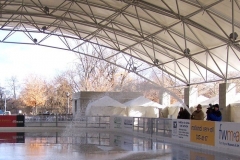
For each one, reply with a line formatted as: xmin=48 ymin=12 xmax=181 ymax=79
xmin=190 ymin=120 xmax=215 ymax=146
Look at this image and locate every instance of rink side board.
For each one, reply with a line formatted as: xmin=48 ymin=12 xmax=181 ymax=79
xmin=110 ymin=116 xmax=133 ymax=132
xmin=171 ymin=119 xmax=240 ymax=151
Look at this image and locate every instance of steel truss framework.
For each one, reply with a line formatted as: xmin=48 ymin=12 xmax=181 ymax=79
xmin=1 ymin=0 xmax=240 ymax=87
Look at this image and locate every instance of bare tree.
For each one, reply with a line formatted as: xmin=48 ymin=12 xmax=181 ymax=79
xmin=0 ymin=86 xmax=5 ymax=111
xmin=45 ymin=75 xmax=72 ymax=114
xmin=7 ymin=76 xmax=19 ymax=99
xmin=65 ymin=44 xmax=132 ymax=92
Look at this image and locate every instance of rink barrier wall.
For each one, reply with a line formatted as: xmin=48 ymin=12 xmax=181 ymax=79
xmin=109 ymin=116 xmax=240 ymax=157
xmin=0 ymin=115 xmax=24 ymax=127
xmin=171 ymin=119 xmax=240 ymax=152
xmin=2 ymin=115 xmax=239 ymax=157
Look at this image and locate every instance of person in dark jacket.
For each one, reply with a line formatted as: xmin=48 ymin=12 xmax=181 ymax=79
xmin=183 ymin=109 xmax=191 ymax=119
xmin=177 ymin=106 xmax=190 ymax=119
xmin=177 ymin=107 xmax=184 ymax=119
xmin=207 ymin=104 xmax=222 ymax=121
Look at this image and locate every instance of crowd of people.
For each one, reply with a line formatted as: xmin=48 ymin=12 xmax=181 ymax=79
xmin=177 ymin=103 xmax=222 ymax=121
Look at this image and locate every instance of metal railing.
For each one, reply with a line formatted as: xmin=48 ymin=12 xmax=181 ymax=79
xmin=25 ymin=115 xmax=110 ymax=128
xmin=133 ymin=117 xmax=172 ymax=137
xmin=24 ymin=115 xmax=172 ymax=137
xmin=25 ymin=114 xmax=73 ymax=122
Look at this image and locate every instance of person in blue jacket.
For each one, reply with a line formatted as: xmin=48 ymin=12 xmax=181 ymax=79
xmin=207 ymin=104 xmax=222 ymax=121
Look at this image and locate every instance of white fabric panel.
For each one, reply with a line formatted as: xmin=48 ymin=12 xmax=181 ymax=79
xmin=2 ymin=0 xmax=240 ymax=85
xmin=229 ymin=103 xmax=240 ymax=122
xmin=124 ymin=96 xmax=164 ymax=118
xmin=85 ymin=96 xmax=126 ymax=116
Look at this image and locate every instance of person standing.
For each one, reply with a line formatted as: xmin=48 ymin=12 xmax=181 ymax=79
xmin=183 ymin=105 xmax=191 ymax=119
xmin=191 ymin=104 xmax=204 ymax=120
xmin=207 ymin=104 xmax=222 ymax=121
xmin=177 ymin=107 xmax=184 ymax=119
xmin=177 ymin=106 xmax=190 ymax=119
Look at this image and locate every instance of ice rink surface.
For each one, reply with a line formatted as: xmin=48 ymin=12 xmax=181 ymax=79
xmin=0 ymin=131 xmax=239 ymax=160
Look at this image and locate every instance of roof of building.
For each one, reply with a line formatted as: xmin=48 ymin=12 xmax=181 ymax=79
xmin=1 ymin=0 xmax=240 ymax=86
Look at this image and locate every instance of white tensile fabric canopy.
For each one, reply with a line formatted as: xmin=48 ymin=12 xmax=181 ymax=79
xmin=200 ymin=95 xmax=219 ymax=106
xmin=229 ymin=94 xmax=240 ymax=122
xmin=197 ymin=95 xmax=209 ymax=104
xmin=170 ymin=99 xmax=184 ymax=107
xmin=233 ymin=93 xmax=240 ymax=103
xmin=170 ymin=95 xmax=208 ymax=107
xmin=85 ymin=96 xmax=126 ymax=116
xmin=124 ymin=96 xmax=164 ymax=118
xmin=1 ymin=1 xmax=240 ymax=87
xmin=197 ymin=93 xmax=240 ymax=106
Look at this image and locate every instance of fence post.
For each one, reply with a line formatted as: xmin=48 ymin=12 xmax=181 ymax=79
xmin=56 ymin=114 xmax=58 ymax=127
xmin=137 ymin=118 xmax=139 ymax=132
xmin=99 ymin=116 xmax=100 ymax=128
xmin=150 ymin=118 xmax=153 ymax=136
xmin=156 ymin=118 xmax=158 ymax=135
xmin=40 ymin=115 xmax=42 ymax=127
xmin=143 ymin=118 xmax=145 ymax=133
xmin=163 ymin=119 xmax=166 ymax=136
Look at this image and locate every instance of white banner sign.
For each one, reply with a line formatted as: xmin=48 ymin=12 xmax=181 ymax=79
xmin=110 ymin=116 xmax=133 ymax=132
xmin=215 ymin=122 xmax=240 ymax=150
xmin=172 ymin=119 xmax=190 ymax=141
xmin=110 ymin=117 xmax=122 ymax=130
xmin=123 ymin=117 xmax=133 ymax=132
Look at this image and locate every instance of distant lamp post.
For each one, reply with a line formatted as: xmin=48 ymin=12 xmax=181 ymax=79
xmin=4 ymin=94 xmax=7 ymax=112
xmin=66 ymin=92 xmax=70 ymax=114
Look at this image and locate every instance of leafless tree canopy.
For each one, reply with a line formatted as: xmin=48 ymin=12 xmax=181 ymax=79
xmin=65 ymin=44 xmax=134 ymax=92
xmin=3 ymin=46 xmax=240 ymax=114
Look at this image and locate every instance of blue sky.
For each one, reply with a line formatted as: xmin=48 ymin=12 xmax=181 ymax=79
xmin=0 ymin=43 xmax=77 ymax=88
